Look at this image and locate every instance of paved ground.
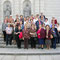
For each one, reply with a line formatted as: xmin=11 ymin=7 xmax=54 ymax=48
xmin=0 ymin=55 xmax=60 ymax=60
xmin=0 ymin=48 xmax=60 ymax=60
xmin=0 ymin=38 xmax=60 ymax=60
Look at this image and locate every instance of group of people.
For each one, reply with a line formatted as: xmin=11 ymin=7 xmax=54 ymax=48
xmin=2 ymin=13 xmax=60 ymax=49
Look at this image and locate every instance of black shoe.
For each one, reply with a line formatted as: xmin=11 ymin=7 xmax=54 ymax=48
xmin=41 ymin=48 xmax=43 ymax=49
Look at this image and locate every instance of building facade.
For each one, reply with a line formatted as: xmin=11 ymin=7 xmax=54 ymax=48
xmin=0 ymin=0 xmax=60 ymax=31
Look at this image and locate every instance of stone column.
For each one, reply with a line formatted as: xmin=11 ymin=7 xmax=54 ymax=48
xmin=13 ymin=0 xmax=20 ymax=18
xmin=0 ymin=0 xmax=4 ymax=32
xmin=34 ymin=0 xmax=40 ymax=15
xmin=39 ymin=0 xmax=44 ymax=13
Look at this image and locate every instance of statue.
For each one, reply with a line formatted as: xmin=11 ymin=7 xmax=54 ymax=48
xmin=23 ymin=0 xmax=31 ymax=17
xmin=3 ymin=1 xmax=11 ymax=19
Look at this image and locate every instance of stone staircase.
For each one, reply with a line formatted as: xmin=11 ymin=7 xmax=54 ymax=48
xmin=0 ymin=33 xmax=60 ymax=56
xmin=0 ymin=33 xmax=60 ymax=48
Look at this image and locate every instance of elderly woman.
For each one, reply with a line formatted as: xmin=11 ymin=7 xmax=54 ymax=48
xmin=20 ymin=21 xmax=24 ymax=30
xmin=51 ymin=24 xmax=58 ymax=49
xmin=2 ymin=19 xmax=8 ymax=42
xmin=36 ymin=18 xmax=43 ymax=31
xmin=15 ymin=18 xmax=20 ymax=27
xmin=22 ymin=26 xmax=30 ymax=49
xmin=25 ymin=19 xmax=31 ymax=29
xmin=15 ymin=25 xmax=22 ymax=48
xmin=37 ymin=24 xmax=45 ymax=49
xmin=6 ymin=24 xmax=13 ymax=45
xmin=45 ymin=25 xmax=52 ymax=49
xmin=30 ymin=24 xmax=37 ymax=48
xmin=56 ymin=23 xmax=60 ymax=43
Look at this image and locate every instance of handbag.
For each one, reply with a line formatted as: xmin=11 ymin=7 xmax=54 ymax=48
xmin=52 ymin=32 xmax=57 ymax=37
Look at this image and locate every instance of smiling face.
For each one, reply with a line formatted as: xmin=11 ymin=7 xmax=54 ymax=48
xmin=18 ymin=26 xmax=21 ymax=30
xmin=8 ymin=24 xmax=10 ymax=27
xmin=24 ymin=17 xmax=26 ymax=21
xmin=20 ymin=15 xmax=23 ymax=19
xmin=45 ymin=18 xmax=48 ymax=22
xmin=20 ymin=21 xmax=22 ymax=25
xmin=46 ymin=25 xmax=50 ymax=30
xmin=52 ymin=24 xmax=55 ymax=28
xmin=16 ymin=15 xmax=19 ymax=19
xmin=5 ymin=16 xmax=8 ymax=20
xmin=16 ymin=18 xmax=19 ymax=22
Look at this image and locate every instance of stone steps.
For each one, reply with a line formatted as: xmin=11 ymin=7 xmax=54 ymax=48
xmin=0 ymin=43 xmax=60 ymax=48
xmin=0 ymin=48 xmax=60 ymax=55
xmin=0 ymin=34 xmax=60 ymax=56
xmin=0 ymin=39 xmax=60 ymax=48
xmin=0 ymin=34 xmax=60 ymax=48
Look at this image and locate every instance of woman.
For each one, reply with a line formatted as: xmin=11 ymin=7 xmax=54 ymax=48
xmin=2 ymin=20 xmax=8 ymax=42
xmin=30 ymin=19 xmax=34 ymax=25
xmin=20 ymin=21 xmax=24 ymax=30
xmin=56 ymin=23 xmax=60 ymax=43
xmin=33 ymin=16 xmax=38 ymax=24
xmin=15 ymin=15 xmax=19 ymax=22
xmin=15 ymin=18 xmax=20 ymax=27
xmin=45 ymin=25 xmax=52 ymax=49
xmin=36 ymin=18 xmax=43 ymax=31
xmin=51 ymin=24 xmax=58 ymax=49
xmin=25 ymin=19 xmax=31 ymax=29
xmin=30 ymin=24 xmax=37 ymax=48
xmin=12 ymin=24 xmax=16 ymax=45
xmin=42 ymin=23 xmax=45 ymax=29
xmin=6 ymin=24 xmax=13 ymax=45
xmin=22 ymin=26 xmax=30 ymax=49
xmin=37 ymin=24 xmax=45 ymax=49
xmin=15 ymin=25 xmax=22 ymax=48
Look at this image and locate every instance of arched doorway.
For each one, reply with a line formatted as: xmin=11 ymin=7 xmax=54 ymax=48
xmin=23 ymin=0 xmax=31 ymax=17
xmin=3 ymin=0 xmax=12 ymax=19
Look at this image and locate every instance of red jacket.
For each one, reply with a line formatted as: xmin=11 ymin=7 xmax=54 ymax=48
xmin=37 ymin=28 xmax=45 ymax=38
xmin=19 ymin=32 xmax=23 ymax=39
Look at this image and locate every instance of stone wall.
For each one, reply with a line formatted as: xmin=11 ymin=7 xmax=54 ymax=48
xmin=0 ymin=0 xmax=60 ymax=31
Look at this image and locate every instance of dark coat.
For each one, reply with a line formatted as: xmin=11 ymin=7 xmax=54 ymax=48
xmin=40 ymin=28 xmax=45 ymax=38
xmin=36 ymin=21 xmax=43 ymax=30
xmin=51 ymin=28 xmax=58 ymax=37
xmin=45 ymin=30 xmax=52 ymax=40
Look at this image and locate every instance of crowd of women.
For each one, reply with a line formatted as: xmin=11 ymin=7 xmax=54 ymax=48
xmin=2 ymin=13 xmax=60 ymax=49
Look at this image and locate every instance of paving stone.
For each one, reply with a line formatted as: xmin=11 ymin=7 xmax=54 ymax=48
xmin=40 ymin=55 xmax=53 ymax=60
xmin=15 ymin=56 xmax=27 ymax=60
xmin=53 ymin=55 xmax=60 ymax=60
xmin=2 ymin=55 xmax=15 ymax=60
xmin=28 ymin=55 xmax=40 ymax=60
xmin=0 ymin=55 xmax=4 ymax=60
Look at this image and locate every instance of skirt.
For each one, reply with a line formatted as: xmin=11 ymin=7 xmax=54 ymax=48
xmin=38 ymin=38 xmax=44 ymax=45
xmin=45 ymin=40 xmax=51 ymax=46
